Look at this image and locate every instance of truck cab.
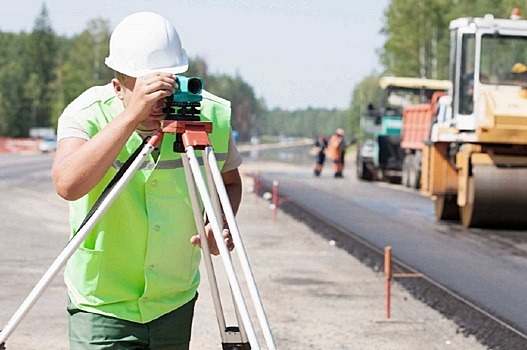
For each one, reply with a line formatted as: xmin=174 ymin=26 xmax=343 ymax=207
xmin=356 ymin=78 xmax=405 ymax=182
xmin=357 ymin=77 xmax=449 ymax=183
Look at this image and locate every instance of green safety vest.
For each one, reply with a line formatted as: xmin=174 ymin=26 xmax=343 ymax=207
xmin=64 ymin=87 xmax=231 ymax=323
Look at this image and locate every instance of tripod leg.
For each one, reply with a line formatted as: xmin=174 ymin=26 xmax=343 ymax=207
xmin=0 ymin=134 xmax=162 ymax=346
xmin=202 ymin=156 xmax=250 ymax=345
xmin=181 ymin=154 xmax=229 ymax=343
xmin=185 ymin=146 xmax=260 ymax=350
xmin=204 ymin=147 xmax=276 ymax=350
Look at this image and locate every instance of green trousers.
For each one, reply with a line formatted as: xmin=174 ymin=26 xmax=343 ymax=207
xmin=68 ymin=295 xmax=197 ymax=350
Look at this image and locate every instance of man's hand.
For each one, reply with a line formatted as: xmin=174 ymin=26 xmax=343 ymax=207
xmin=190 ymin=223 xmax=235 ymax=255
xmin=124 ymin=73 xmax=176 ymax=123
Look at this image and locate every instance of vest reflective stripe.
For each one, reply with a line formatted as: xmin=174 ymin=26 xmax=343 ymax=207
xmin=112 ymin=152 xmax=228 ymax=170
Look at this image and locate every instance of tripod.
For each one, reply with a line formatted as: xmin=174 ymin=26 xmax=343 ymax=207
xmin=0 ymin=118 xmax=275 ymax=350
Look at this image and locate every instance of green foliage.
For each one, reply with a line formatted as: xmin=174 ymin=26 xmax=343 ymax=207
xmin=183 ymin=57 xmax=264 ymax=141
xmin=1 ymin=3 xmax=353 ymax=141
xmin=7 ymin=0 xmax=527 ymax=142
xmin=349 ymin=74 xmax=382 ymax=141
xmin=0 ymin=32 xmax=30 ymax=136
xmin=185 ymin=56 xmax=208 ymax=78
xmin=260 ymin=107 xmax=352 ymax=140
xmin=205 ymin=74 xmax=263 ymax=141
xmin=380 ymin=0 xmax=451 ymax=79
xmin=58 ymin=18 xmax=113 ymax=122
xmin=25 ymin=3 xmax=58 ymax=132
xmin=379 ymin=0 xmax=527 ymax=80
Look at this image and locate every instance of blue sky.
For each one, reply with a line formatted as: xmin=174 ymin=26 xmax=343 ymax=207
xmin=1 ymin=0 xmax=389 ymax=110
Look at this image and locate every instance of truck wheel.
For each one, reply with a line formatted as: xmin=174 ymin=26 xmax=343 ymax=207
xmin=357 ymin=162 xmax=373 ymax=181
xmin=356 ymin=160 xmax=363 ymax=179
xmin=387 ymin=172 xmax=402 ymax=184
xmin=434 ymin=195 xmax=459 ymax=221
xmin=402 ymin=157 xmax=410 ymax=187
xmin=409 ymin=169 xmax=420 ymax=189
xmin=459 ymin=164 xmax=527 ymax=227
xmin=409 ymin=162 xmax=421 ymax=189
xmin=407 ymin=156 xmax=416 ymax=188
xmin=403 ymin=155 xmax=420 ymax=189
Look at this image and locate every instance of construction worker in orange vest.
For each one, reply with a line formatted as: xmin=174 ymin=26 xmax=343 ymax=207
xmin=327 ymin=128 xmax=346 ymax=178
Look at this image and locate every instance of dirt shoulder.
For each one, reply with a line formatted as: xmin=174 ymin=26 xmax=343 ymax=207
xmin=189 ymin=162 xmax=487 ymax=350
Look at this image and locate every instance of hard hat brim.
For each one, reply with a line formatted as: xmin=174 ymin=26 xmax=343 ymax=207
xmin=105 ymin=57 xmax=189 ymax=78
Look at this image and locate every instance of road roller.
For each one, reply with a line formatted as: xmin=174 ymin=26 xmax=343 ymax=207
xmin=420 ymin=11 xmax=527 ymax=228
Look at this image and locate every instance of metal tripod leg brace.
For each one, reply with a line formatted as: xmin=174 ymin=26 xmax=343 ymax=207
xmin=0 ymin=121 xmax=275 ymax=349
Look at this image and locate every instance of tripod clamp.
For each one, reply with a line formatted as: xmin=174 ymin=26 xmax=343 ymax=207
xmin=162 ymin=119 xmax=213 ymax=152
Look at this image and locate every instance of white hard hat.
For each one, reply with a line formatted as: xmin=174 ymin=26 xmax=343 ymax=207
xmin=105 ymin=12 xmax=188 ymax=77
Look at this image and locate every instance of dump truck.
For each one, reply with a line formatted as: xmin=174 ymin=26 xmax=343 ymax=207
xmin=356 ymin=77 xmax=450 ymax=183
xmin=420 ymin=11 xmax=527 ymax=227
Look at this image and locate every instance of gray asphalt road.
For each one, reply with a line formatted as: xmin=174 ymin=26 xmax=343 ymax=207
xmin=253 ymin=159 xmax=527 ymax=336
xmin=0 ymin=153 xmax=70 ymax=349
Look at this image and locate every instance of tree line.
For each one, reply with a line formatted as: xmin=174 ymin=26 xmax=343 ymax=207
xmin=260 ymin=108 xmax=353 ymax=140
xmin=269 ymin=0 xmax=527 ymax=141
xmin=0 ymin=4 xmax=347 ymax=142
xmin=5 ymin=2 xmax=526 ymax=142
xmin=0 ymin=5 xmax=266 ymax=141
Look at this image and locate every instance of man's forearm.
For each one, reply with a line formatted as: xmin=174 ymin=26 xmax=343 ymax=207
xmin=53 ymin=111 xmax=140 ymax=200
xmin=221 ymin=168 xmax=242 ymax=216
xmin=225 ymin=181 xmax=242 ymax=215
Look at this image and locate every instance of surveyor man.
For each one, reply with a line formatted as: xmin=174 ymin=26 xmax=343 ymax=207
xmin=52 ymin=12 xmax=242 ymax=349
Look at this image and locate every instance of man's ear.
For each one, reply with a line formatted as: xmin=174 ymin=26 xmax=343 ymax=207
xmin=112 ymin=78 xmax=125 ymax=100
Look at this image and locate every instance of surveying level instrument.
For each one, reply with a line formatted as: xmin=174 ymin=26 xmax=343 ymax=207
xmin=0 ymin=76 xmax=276 ymax=350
